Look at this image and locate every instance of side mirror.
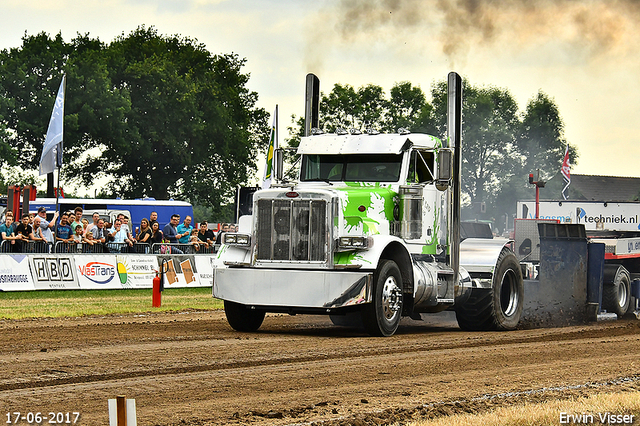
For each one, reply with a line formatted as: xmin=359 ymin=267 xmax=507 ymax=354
xmin=436 ymin=149 xmax=453 ymax=190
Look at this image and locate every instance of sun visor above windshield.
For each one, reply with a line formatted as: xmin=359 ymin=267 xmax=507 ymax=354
xmin=297 ymin=133 xmax=441 ymax=155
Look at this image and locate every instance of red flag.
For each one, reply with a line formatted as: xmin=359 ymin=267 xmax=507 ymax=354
xmin=561 ymin=145 xmax=570 ymax=200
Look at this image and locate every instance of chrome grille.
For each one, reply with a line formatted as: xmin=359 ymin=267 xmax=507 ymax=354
xmin=256 ymin=198 xmax=327 ymax=262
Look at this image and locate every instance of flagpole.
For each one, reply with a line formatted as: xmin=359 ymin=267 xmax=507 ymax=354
xmin=55 ymin=75 xmax=66 ymax=219
xmin=275 ymin=104 xmax=278 ymax=183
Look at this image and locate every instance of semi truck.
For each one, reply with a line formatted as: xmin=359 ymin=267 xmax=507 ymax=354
xmin=213 ymin=73 xmax=525 ymax=336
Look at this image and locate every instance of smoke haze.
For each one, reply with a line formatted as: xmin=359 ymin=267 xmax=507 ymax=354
xmin=306 ymin=0 xmax=640 ymax=70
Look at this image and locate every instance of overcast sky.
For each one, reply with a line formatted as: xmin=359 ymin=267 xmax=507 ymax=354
xmin=3 ymin=0 xmax=640 ymax=185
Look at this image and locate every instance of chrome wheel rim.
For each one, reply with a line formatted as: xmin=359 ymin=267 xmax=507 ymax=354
xmin=500 ymin=269 xmax=519 ymax=318
xmin=381 ymin=276 xmax=402 ymax=321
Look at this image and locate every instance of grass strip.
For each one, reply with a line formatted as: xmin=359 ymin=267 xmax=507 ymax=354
xmin=404 ymin=391 xmax=640 ymax=426
xmin=0 ymin=287 xmax=223 ymax=319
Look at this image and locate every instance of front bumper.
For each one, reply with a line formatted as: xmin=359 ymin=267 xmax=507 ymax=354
xmin=214 ymin=267 xmax=373 ymax=309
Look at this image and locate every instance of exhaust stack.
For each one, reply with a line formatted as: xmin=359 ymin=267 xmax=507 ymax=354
xmin=304 ymin=73 xmax=320 ymax=136
xmin=447 ymin=72 xmax=463 ymax=291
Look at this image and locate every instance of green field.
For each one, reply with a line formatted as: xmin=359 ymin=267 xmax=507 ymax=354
xmin=0 ymin=287 xmax=223 ymax=319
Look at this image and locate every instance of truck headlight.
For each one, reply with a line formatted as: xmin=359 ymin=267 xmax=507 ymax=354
xmin=337 ymin=236 xmax=371 ymax=250
xmin=222 ymin=233 xmax=251 ymax=247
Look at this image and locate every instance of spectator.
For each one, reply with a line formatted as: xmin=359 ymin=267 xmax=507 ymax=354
xmin=55 ymin=213 xmax=74 ymax=252
xmin=136 ymin=218 xmax=152 ymax=244
xmin=150 ymin=211 xmax=158 ymax=224
xmin=198 ymin=221 xmax=215 ymax=247
xmin=91 ymin=219 xmax=107 ymax=243
xmin=120 ymin=214 xmax=133 ymax=236
xmin=104 ymin=222 xmax=113 ymax=241
xmin=176 ymin=215 xmax=193 ymax=244
xmin=189 ymin=229 xmax=201 ymax=251
xmin=162 ymin=214 xmax=185 ymax=254
xmin=163 ymin=214 xmax=180 ymax=244
xmin=36 ymin=206 xmax=58 ymax=245
xmin=150 ymin=221 xmax=164 ymax=246
xmin=86 ymin=212 xmax=100 ymax=236
xmin=82 ymin=231 xmax=99 ymax=251
xmin=109 ymin=219 xmax=134 ymax=251
xmin=15 ymin=214 xmax=34 ymax=252
xmin=31 ymin=217 xmax=47 ymax=242
xmin=0 ymin=214 xmax=18 ymax=252
xmin=56 ymin=213 xmax=73 ymax=241
xmin=81 ymin=218 xmax=89 ymax=234
xmin=91 ymin=219 xmax=108 ymax=253
xmin=215 ymin=223 xmax=229 ymax=246
xmin=72 ymin=224 xmax=83 ymax=252
xmin=70 ymin=207 xmax=84 ymax=232
xmin=31 ymin=216 xmax=49 ymax=252
xmin=5 ymin=210 xmax=18 ymax=233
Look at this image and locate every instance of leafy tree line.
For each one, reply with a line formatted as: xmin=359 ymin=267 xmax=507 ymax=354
xmin=285 ymin=79 xmax=578 ymax=232
xmin=0 ymin=26 xmax=269 ymax=220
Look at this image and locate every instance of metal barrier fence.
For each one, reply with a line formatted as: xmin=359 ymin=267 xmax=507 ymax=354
xmin=149 ymin=243 xmax=217 ymax=254
xmin=1 ymin=240 xmax=219 ymax=255
xmin=0 ymin=240 xmax=52 ymax=253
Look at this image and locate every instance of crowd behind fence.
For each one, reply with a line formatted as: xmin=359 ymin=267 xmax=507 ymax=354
xmin=0 ymin=240 xmax=218 ymax=255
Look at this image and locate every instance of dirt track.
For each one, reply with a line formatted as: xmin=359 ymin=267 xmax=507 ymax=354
xmin=1 ymin=310 xmax=639 ymax=425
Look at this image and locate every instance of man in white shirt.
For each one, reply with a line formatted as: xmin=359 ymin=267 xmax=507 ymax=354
xmin=36 ymin=206 xmax=58 ymax=244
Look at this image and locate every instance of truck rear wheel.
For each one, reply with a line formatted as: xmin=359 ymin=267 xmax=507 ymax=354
xmin=455 ymin=248 xmax=523 ymax=331
xmin=602 ymin=265 xmax=630 ymax=317
xmin=224 ymin=300 xmax=265 ymax=332
xmin=361 ymin=259 xmax=403 ymax=337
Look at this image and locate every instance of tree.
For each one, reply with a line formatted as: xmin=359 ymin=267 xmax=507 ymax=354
xmin=302 ymin=81 xmax=429 ymax=134
xmin=422 ymin=79 xmax=521 ymax=217
xmin=386 ymin=81 xmax=427 ymax=133
xmin=0 ymin=97 xmax=16 ymax=168
xmin=99 ymin=26 xmax=268 ymax=216
xmin=0 ymin=27 xmax=268 ymax=219
xmin=0 ymin=32 xmax=71 ymax=169
xmin=319 ymin=83 xmax=360 ymax=132
xmin=518 ymin=90 xmax=571 ymax=178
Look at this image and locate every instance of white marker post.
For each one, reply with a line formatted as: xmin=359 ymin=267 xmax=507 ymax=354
xmin=108 ymin=395 xmax=137 ymax=426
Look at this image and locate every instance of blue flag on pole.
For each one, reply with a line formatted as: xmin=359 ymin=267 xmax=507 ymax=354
xmin=39 ymin=75 xmax=65 ymax=176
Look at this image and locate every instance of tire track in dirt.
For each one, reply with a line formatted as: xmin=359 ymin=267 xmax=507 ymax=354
xmin=2 ymin=312 xmax=639 ymax=425
xmin=2 ymin=317 xmax=638 ymax=392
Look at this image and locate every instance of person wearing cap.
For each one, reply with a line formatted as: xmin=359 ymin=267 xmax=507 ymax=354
xmin=36 ymin=206 xmax=58 ymax=245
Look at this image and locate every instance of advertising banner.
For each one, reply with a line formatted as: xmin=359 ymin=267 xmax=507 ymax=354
xmin=0 ymin=253 xmax=212 ymax=291
xmin=29 ymin=255 xmax=79 ymax=290
xmin=194 ymin=256 xmax=215 ymax=287
xmin=75 ymin=255 xmax=120 ymax=289
xmin=115 ymin=255 xmax=157 ymax=288
xmin=0 ymin=255 xmax=35 ymax=291
xmin=517 ymin=200 xmax=640 ymax=232
xmin=157 ymin=255 xmax=207 ymax=288
xmin=75 ymin=255 xmax=157 ymax=289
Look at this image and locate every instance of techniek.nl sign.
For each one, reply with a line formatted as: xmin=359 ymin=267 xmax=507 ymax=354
xmin=517 ymin=201 xmax=640 ymax=232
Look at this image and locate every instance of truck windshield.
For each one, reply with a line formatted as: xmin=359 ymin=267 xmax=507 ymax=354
xmin=301 ymin=154 xmax=403 ymax=182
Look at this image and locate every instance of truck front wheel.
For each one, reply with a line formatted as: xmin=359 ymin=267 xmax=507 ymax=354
xmin=361 ymin=259 xmax=403 ymax=337
xmin=455 ymin=248 xmax=524 ymax=331
xmin=224 ymin=300 xmax=265 ymax=332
